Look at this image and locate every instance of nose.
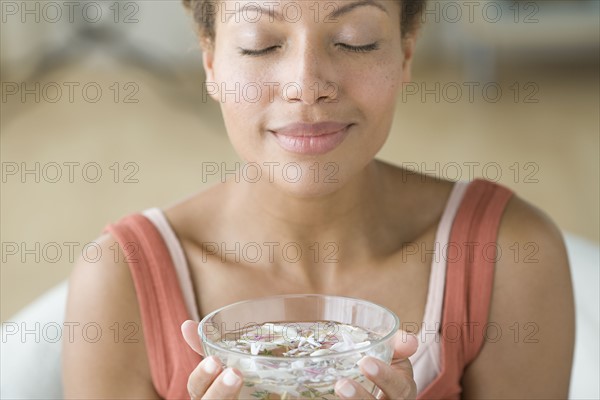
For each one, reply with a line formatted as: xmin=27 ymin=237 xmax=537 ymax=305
xmin=283 ymin=40 xmax=337 ymax=105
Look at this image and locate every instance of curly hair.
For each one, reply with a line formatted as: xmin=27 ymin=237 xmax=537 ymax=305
xmin=182 ymin=0 xmax=426 ymax=49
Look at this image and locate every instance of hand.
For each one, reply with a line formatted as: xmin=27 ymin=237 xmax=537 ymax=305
xmin=334 ymin=330 xmax=419 ymax=400
xmin=181 ymin=320 xmax=244 ymax=399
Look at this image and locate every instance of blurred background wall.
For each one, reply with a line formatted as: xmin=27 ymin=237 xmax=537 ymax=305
xmin=1 ymin=0 xmax=599 ymax=320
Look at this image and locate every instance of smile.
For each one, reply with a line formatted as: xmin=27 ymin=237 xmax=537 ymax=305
xmin=270 ymin=125 xmax=352 ymax=155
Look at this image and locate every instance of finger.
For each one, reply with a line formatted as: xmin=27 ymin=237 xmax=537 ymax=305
xmin=187 ymin=356 xmax=223 ymax=399
xmin=202 ymin=367 xmax=244 ymax=400
xmin=390 ymin=357 xmax=415 ymax=384
xmin=392 ymin=330 xmax=419 ymax=360
xmin=356 ymin=356 xmax=416 ymax=400
xmin=334 ymin=378 xmax=375 ymax=400
xmin=181 ymin=320 xmax=205 ymax=356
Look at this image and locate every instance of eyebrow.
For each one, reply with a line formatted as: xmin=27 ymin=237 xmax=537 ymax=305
xmin=225 ymin=0 xmax=389 ymax=23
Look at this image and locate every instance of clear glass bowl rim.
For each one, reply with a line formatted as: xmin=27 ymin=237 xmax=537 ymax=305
xmin=198 ymin=293 xmax=400 ymax=361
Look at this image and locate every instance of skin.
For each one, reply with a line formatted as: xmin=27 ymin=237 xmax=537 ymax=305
xmin=62 ymin=0 xmax=575 ymax=399
xmin=198 ymin=0 xmax=417 ymax=300
xmin=191 ymin=2 xmax=422 ymax=395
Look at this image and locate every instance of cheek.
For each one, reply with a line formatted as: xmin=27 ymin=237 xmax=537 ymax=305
xmin=341 ymin=59 xmax=402 ymax=154
xmin=213 ymin=58 xmax=275 ymax=132
xmin=213 ymin=50 xmax=274 ymax=99
xmin=342 ymin=56 xmax=402 ymax=116
xmin=219 ymin=100 xmax=260 ymax=163
xmin=212 ymin=55 xmax=273 ymax=157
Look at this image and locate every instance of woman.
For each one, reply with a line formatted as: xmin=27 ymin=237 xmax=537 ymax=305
xmin=62 ymin=0 xmax=575 ymax=399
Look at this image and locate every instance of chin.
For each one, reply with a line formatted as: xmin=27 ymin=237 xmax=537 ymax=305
xmin=268 ymin=159 xmax=360 ymax=199
xmin=234 ymin=140 xmax=381 ymax=198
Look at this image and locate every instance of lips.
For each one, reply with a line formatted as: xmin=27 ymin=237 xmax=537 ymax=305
xmin=270 ymin=123 xmax=352 ymax=155
xmin=270 ymin=121 xmax=351 ymax=137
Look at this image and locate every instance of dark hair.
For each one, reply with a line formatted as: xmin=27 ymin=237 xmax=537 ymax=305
xmin=182 ymin=0 xmax=426 ymax=50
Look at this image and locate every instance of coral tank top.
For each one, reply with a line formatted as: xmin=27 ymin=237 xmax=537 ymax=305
xmin=102 ymin=178 xmax=514 ymax=399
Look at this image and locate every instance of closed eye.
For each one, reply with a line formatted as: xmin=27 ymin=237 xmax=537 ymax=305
xmin=336 ymin=42 xmax=380 ymax=53
xmin=238 ymin=46 xmax=280 ymax=57
xmin=238 ymin=42 xmax=380 ymax=57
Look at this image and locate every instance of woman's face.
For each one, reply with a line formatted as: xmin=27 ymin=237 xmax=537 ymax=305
xmin=202 ymin=0 xmax=415 ymax=197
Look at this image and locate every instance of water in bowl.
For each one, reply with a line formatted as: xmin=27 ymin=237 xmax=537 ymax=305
xmin=213 ymin=320 xmax=388 ymax=399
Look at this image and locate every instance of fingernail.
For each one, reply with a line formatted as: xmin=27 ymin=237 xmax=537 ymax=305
xmin=181 ymin=320 xmax=193 ymax=334
xmin=357 ymin=357 xmax=379 ymax=376
xmin=202 ymin=357 xmax=219 ymax=374
xmin=336 ymin=379 xmax=356 ymax=397
xmin=222 ymin=368 xmax=241 ymax=387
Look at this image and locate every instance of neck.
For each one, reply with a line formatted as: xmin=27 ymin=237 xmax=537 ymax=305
xmin=223 ymin=160 xmax=400 ymax=289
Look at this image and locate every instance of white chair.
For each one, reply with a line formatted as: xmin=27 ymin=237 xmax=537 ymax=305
xmin=1 ymin=232 xmax=598 ymax=399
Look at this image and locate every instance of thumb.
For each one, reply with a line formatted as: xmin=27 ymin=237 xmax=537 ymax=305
xmin=392 ymin=330 xmax=419 ymax=360
xmin=181 ymin=320 xmax=205 ymax=356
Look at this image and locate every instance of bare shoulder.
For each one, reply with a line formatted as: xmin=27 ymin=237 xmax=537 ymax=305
xmin=376 ymin=159 xmax=457 ymax=221
xmin=62 ymin=233 xmax=161 ymax=399
xmin=162 ymin=182 xmax=229 ymax=242
xmin=461 ymin=192 xmax=576 ymax=399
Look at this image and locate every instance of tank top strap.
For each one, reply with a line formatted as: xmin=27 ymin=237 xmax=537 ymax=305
xmin=460 ymin=179 xmax=514 ymax=365
xmin=102 ymin=213 xmax=202 ymax=399
xmin=417 ymin=178 xmax=514 ymax=399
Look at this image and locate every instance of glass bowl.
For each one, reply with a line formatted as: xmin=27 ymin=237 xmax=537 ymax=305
xmin=198 ymin=294 xmax=399 ymax=400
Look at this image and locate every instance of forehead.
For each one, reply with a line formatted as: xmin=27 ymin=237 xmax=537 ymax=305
xmin=213 ymin=0 xmax=396 ymax=24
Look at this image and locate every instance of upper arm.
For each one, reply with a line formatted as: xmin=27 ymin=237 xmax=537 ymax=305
xmin=62 ymin=233 xmax=161 ymax=399
xmin=461 ymin=195 xmax=576 ymax=399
